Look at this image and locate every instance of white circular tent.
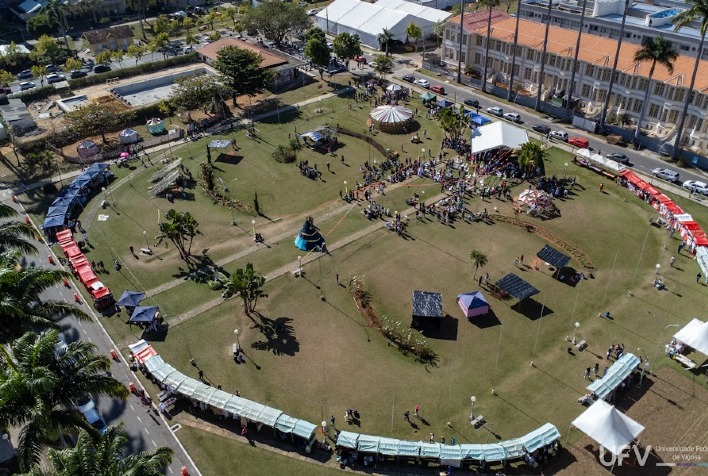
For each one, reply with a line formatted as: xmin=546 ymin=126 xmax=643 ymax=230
xmin=517 ymin=189 xmax=559 ymax=219
xmin=119 ymin=128 xmax=140 ymax=144
xmin=369 ymin=105 xmax=414 ymax=133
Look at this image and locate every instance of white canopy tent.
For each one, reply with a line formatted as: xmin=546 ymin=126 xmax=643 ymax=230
xmin=673 ymin=318 xmax=708 ymax=356
xmin=571 ymin=400 xmax=645 ymax=456
xmin=470 ymin=122 xmax=529 ymax=154
xmin=574 ymin=148 xmax=626 ymax=172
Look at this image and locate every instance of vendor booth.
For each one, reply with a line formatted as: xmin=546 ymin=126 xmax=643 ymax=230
xmin=369 ymin=105 xmax=414 ymax=133
xmin=77 ymin=140 xmax=100 ymax=158
xmin=146 ymin=118 xmax=165 ymax=135
xmin=411 ymin=290 xmax=443 ymax=328
xmin=294 ymin=216 xmax=326 ymax=251
xmin=457 ymin=291 xmax=489 ymax=318
xmin=119 ymin=128 xmax=140 ymax=144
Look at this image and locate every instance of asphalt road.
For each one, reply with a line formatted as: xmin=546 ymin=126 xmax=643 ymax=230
xmin=1 ymin=192 xmax=200 ymax=476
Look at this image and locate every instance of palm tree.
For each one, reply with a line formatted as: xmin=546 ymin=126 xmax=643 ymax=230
xmin=227 ymin=262 xmax=266 ymax=316
xmin=0 ymin=331 xmax=129 ymax=469
xmin=480 ymin=0 xmax=501 ymax=93
xmin=506 ymin=0 xmax=522 ymax=100
xmin=155 ymin=209 xmax=200 ymax=263
xmin=0 ymin=203 xmax=37 ymax=255
xmin=126 ymin=0 xmax=155 ymax=40
xmin=20 ymin=424 xmax=173 ymax=476
xmin=535 ymin=0 xmax=554 ymax=110
xmin=599 ymin=0 xmax=631 ymax=129
xmin=39 ymin=0 xmax=71 ymax=53
xmin=565 ymin=0 xmax=589 ymax=118
xmin=632 ymin=36 xmax=678 ymax=144
xmin=469 ymin=249 xmax=488 ymax=278
xmin=0 ymin=252 xmax=90 ymax=340
xmin=671 ymin=0 xmax=708 ymax=160
xmin=517 ymin=142 xmax=548 ymax=176
xmin=378 ymin=28 xmax=394 ymax=56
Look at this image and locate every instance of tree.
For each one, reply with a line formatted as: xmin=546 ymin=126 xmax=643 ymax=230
xmin=0 ymin=42 xmax=25 ymax=69
xmin=214 ymin=46 xmax=274 ymax=107
xmin=228 ymin=262 xmax=266 ymax=315
xmin=333 ymin=32 xmax=362 ymax=68
xmin=155 ymin=209 xmax=200 ymax=262
xmin=0 ymin=331 xmax=128 ymax=469
xmin=94 ymin=50 xmax=113 ymax=66
xmin=62 ymin=57 xmax=82 ymax=72
xmin=126 ymin=0 xmax=156 ymax=39
xmin=170 ymin=74 xmax=232 ymax=116
xmin=0 ymin=70 xmax=14 ymax=86
xmin=126 ymin=44 xmax=145 ymax=66
xmin=599 ymin=0 xmax=631 ymax=128
xmin=69 ymin=0 xmax=100 ymax=23
xmin=479 ymin=0 xmax=501 ymax=93
xmin=304 ymin=35 xmax=330 ymax=79
xmin=20 ymin=425 xmax=173 ymax=476
xmin=436 ymin=107 xmax=466 ymax=142
xmin=29 ymin=36 xmax=62 ymax=65
xmin=303 ymin=26 xmax=325 ymax=43
xmin=378 ymin=28 xmax=394 ymax=55
xmin=112 ymin=49 xmax=124 ymax=68
xmin=372 ymin=54 xmax=393 ymax=79
xmin=671 ymin=0 xmax=708 ymax=159
xmin=244 ymin=0 xmax=310 ymax=46
xmin=535 ymin=0 xmax=553 ymax=109
xmin=65 ymin=102 xmax=126 ymax=143
xmin=225 ymin=5 xmax=238 ymax=28
xmin=39 ymin=0 xmax=71 ymax=52
xmin=205 ymin=11 xmax=219 ymax=31
xmin=0 ymin=205 xmax=37 ymax=256
xmin=406 ymin=22 xmax=422 ymax=52
xmin=149 ymin=32 xmax=170 ymax=58
xmin=27 ymin=13 xmax=59 ymax=37
xmin=469 ymin=249 xmax=488 ymax=278
xmin=517 ymin=142 xmax=547 ymax=176
xmin=30 ymin=65 xmax=48 ymax=86
xmin=632 ymin=36 xmax=677 ymax=144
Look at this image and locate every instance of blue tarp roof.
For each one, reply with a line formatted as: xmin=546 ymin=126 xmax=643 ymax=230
xmin=128 ymin=305 xmax=159 ymax=324
xmin=116 ymin=291 xmax=145 ymax=307
xmin=42 ymin=163 xmax=109 ymax=229
xmin=336 ymin=431 xmax=359 ymax=449
xmin=586 ymin=353 xmax=640 ymax=400
xmin=292 ymin=419 xmax=316 ymax=440
xmin=42 ymin=215 xmax=65 ymax=228
xmin=495 ymin=274 xmax=540 ymax=301
xmin=464 ymin=111 xmax=491 ymax=125
xmin=537 ymin=245 xmax=571 ymax=268
xmin=299 ymin=131 xmax=324 ymax=142
xmin=436 ymin=99 xmax=454 ymax=108
xmin=357 ymin=434 xmax=380 ymax=453
xmin=458 ymin=291 xmax=489 ymax=310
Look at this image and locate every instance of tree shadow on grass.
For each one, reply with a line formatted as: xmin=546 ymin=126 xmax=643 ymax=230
xmin=250 ymin=312 xmax=299 ymax=356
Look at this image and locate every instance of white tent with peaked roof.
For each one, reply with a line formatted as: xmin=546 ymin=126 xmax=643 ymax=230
xmin=470 ymin=122 xmax=529 ymax=153
xmin=673 ymin=318 xmax=708 ymax=356
xmin=571 ymin=400 xmax=645 ymax=456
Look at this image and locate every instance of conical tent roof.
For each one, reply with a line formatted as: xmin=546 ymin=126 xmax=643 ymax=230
xmin=369 ymin=105 xmax=413 ymax=125
xmin=673 ymin=318 xmax=708 ymax=356
xmin=294 ymin=217 xmax=326 ymax=251
xmin=457 ymin=291 xmax=488 ymax=310
xmin=119 ymin=128 xmax=139 ymax=144
xmin=571 ymin=400 xmax=644 ymax=456
xmin=518 ymin=189 xmax=554 ymax=208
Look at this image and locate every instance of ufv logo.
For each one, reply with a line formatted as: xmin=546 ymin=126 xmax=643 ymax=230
xmin=599 ymin=445 xmax=653 ymax=467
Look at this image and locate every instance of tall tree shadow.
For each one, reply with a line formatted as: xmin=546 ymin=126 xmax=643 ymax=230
xmin=250 ymin=312 xmax=299 ymax=356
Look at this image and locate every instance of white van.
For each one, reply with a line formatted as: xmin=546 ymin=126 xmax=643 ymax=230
xmin=549 ymin=130 xmax=568 ymax=142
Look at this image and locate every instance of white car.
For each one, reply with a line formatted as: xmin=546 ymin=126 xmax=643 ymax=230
xmin=682 ymin=180 xmax=708 ymax=195
xmin=486 ymin=106 xmax=503 ymax=117
xmin=652 ymin=167 xmax=680 ymax=183
xmin=503 ymin=112 xmax=521 ymax=123
xmin=413 ymin=78 xmax=430 ymax=88
xmin=77 ymin=395 xmax=95 ymax=415
xmin=549 ymin=130 xmax=568 ymax=142
xmin=306 ymin=8 xmax=319 ymax=15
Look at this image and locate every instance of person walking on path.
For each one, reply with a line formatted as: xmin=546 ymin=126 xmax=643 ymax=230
xmin=584 ymin=367 xmax=591 ymax=380
xmin=484 ymin=273 xmax=491 ymax=288
xmin=330 ymin=415 xmax=335 ymax=428
xmin=478 ymin=275 xmax=483 ymax=287
xmin=670 ymin=255 xmax=676 ymax=268
xmin=404 ymin=411 xmax=410 ymax=422
xmin=414 ymin=404 xmax=420 ymax=418
xmin=593 ymin=363 xmax=600 ymax=377
xmin=698 ymin=273 xmax=702 ymax=283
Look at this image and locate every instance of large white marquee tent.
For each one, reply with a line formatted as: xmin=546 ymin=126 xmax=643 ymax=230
xmin=316 ymin=0 xmax=451 ymax=48
xmin=470 ymin=122 xmax=529 ymax=153
xmin=673 ymin=318 xmax=708 ymax=357
xmin=571 ymin=400 xmax=645 ymax=456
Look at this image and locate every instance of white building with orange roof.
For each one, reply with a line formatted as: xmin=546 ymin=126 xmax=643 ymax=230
xmin=442 ymin=13 xmax=708 ymax=156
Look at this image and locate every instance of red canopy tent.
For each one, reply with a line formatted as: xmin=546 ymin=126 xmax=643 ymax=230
xmin=62 ymin=244 xmax=82 ymax=259
xmin=56 ymin=230 xmax=73 ymax=244
xmin=76 ymin=266 xmax=98 ymax=285
xmin=665 ymin=203 xmax=683 ymax=214
xmin=70 ymin=255 xmax=88 ymax=269
xmin=655 ymin=194 xmax=672 ymax=203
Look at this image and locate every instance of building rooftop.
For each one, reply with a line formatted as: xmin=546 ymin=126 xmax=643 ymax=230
xmin=447 ymin=10 xmax=512 ymax=33
xmin=485 ymin=17 xmax=708 ymax=91
xmin=82 ymin=26 xmax=134 ymax=45
xmin=197 ymin=38 xmax=288 ymax=69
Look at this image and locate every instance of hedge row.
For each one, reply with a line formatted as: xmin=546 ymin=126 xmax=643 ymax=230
xmin=67 ymin=52 xmax=200 ymax=89
xmin=8 ymin=86 xmax=56 ymax=102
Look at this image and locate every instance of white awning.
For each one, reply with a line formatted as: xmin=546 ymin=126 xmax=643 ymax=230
xmin=572 ymin=400 xmax=644 ymax=455
xmin=470 ymin=122 xmax=529 ymax=153
xmin=674 ymin=318 xmax=708 ymax=356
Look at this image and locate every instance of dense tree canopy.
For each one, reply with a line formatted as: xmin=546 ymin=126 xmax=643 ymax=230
xmin=244 ymin=0 xmax=310 ymax=46
xmin=333 ymin=32 xmax=362 ymax=66
xmin=214 ymin=46 xmax=274 ymax=105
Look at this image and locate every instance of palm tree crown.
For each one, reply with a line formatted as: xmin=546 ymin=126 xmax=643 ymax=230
xmin=0 ymin=331 xmax=129 ymax=469
xmin=479 ymin=0 xmax=501 ymax=93
xmin=0 ymin=203 xmax=38 ymax=256
xmin=469 ymin=249 xmax=488 ymax=278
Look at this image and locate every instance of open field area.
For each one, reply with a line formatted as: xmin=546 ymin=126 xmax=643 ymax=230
xmin=20 ymin=87 xmax=708 ymax=475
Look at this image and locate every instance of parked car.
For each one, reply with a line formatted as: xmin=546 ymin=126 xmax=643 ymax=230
xmin=0 ymin=86 xmax=11 ymax=94
xmin=503 ymin=112 xmax=521 ymax=123
xmin=568 ymin=137 xmax=589 ymax=148
xmin=46 ymin=73 xmax=66 ymax=84
xmin=45 ymin=64 xmax=59 ymax=73
xmin=682 ymin=180 xmax=708 ymax=195
xmin=76 ymin=395 xmax=95 ymax=415
xmin=430 ymin=85 xmax=445 ymax=94
xmin=549 ymin=130 xmax=569 ymax=142
xmin=17 ymin=70 xmax=32 ymax=79
xmin=69 ymin=70 xmax=87 ymax=78
xmin=402 ymin=74 xmax=415 ymax=83
xmin=464 ymin=98 xmax=480 ymax=108
xmin=19 ymin=81 xmax=35 ymax=91
xmin=486 ymin=106 xmax=503 ymax=117
xmin=413 ymin=78 xmax=430 ymax=88
xmin=652 ymin=167 xmax=680 ymax=183
xmin=83 ymin=408 xmax=108 ymax=435
xmin=93 ymin=65 xmax=111 ymax=73
xmin=532 ymin=124 xmax=551 ymax=134
xmin=605 ymin=152 xmax=629 ymax=164
xmin=306 ymin=8 xmax=319 ymax=15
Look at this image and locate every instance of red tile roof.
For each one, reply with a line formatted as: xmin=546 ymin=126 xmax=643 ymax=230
xmin=198 ymin=38 xmax=288 ymax=69
xmin=447 ymin=9 xmax=512 ymax=34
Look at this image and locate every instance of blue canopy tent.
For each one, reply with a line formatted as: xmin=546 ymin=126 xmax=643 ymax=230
xmin=469 ymin=113 xmax=491 ymax=126
xmin=42 ymin=214 xmax=65 ymax=228
xmin=128 ymin=305 xmax=159 ymax=324
xmin=294 ymin=217 xmax=326 ymax=252
xmin=42 ymin=163 xmax=110 ymax=230
xmin=495 ymin=274 xmax=540 ymax=301
xmin=116 ymin=291 xmax=146 ymax=307
xmin=457 ymin=291 xmax=490 ymax=318
xmin=586 ymin=353 xmax=640 ymax=400
xmin=436 ymin=99 xmax=454 ymax=108
xmin=536 ymin=245 xmax=570 ymax=268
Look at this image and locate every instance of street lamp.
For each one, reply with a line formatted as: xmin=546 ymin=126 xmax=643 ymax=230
xmin=343 ymin=181 xmax=348 ymax=194
xmin=572 ymin=322 xmax=580 ymax=343
xmin=564 ymin=162 xmax=568 ymax=178
xmin=655 ymin=263 xmax=661 ymax=275
xmin=652 ymin=323 xmax=681 ymax=373
xmin=637 ymin=347 xmax=648 ymax=383
xmin=234 ymin=329 xmax=240 ymax=352
xmin=470 ymin=396 xmax=476 ymax=419
xmin=143 ymin=230 xmax=149 ymax=249
xmin=298 ymin=255 xmax=303 ymax=276
xmin=251 ymin=219 xmax=256 ymax=236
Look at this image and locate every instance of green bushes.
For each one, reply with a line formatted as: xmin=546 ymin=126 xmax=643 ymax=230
xmin=8 ymin=85 xmax=55 ymax=102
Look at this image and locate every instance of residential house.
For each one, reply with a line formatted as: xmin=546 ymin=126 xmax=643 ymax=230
xmin=82 ymin=25 xmax=134 ymax=54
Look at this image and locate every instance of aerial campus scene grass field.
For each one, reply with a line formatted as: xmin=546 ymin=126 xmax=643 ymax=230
xmin=22 ymin=80 xmax=708 ymax=475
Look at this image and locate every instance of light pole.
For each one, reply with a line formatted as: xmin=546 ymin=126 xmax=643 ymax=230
xmin=572 ymin=322 xmax=580 ymax=343
xmin=655 ymin=263 xmax=661 ymax=275
xmin=251 ymin=219 xmax=256 ymax=236
xmin=652 ymin=324 xmax=681 ymax=373
xmin=637 ymin=347 xmax=648 ymax=383
xmin=470 ymin=396 xmax=476 ymax=419
xmin=234 ymin=329 xmax=240 ymax=352
xmin=564 ymin=162 xmax=568 ymax=179
xmin=298 ymin=255 xmax=303 ymax=277
xmin=343 ymin=181 xmax=348 ymax=194
xmin=143 ymin=230 xmax=149 ymax=249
